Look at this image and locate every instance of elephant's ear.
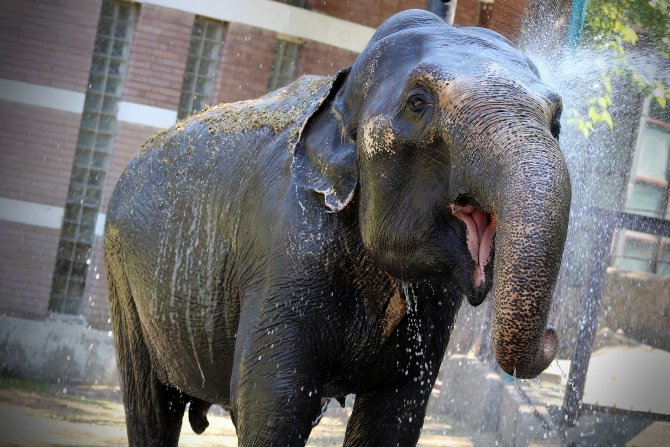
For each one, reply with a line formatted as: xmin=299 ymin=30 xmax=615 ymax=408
xmin=291 ymin=68 xmax=357 ymax=212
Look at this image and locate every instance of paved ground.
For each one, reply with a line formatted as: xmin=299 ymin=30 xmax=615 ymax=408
xmin=0 ymin=379 xmax=479 ymax=446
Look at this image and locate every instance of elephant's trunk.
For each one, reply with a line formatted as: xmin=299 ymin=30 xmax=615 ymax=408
xmin=489 ymin=141 xmax=571 ymax=379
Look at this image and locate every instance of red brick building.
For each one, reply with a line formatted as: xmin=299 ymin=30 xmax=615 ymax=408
xmin=0 ymin=0 xmax=531 ymax=332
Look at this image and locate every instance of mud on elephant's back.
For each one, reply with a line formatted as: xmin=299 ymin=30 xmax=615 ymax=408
xmin=141 ymin=74 xmax=339 ymax=154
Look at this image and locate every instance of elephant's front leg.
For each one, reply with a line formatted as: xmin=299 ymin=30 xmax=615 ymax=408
xmin=343 ymin=376 xmax=436 ymax=447
xmin=231 ymin=311 xmax=323 ymax=446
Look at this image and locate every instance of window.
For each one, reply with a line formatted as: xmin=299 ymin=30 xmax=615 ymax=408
xmin=478 ymin=1 xmax=494 ymax=28
xmin=614 ymin=98 xmax=670 ymax=275
xmin=49 ymin=0 xmax=135 ymax=315
xmin=177 ymin=17 xmax=224 ymax=120
xmin=625 ymin=99 xmax=670 ymax=219
xmin=267 ymin=38 xmax=299 ymax=91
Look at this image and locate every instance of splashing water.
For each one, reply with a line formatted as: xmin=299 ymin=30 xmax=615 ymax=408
xmin=434 ymin=8 xmax=669 ymax=444
xmin=399 ymin=280 xmax=418 ymax=314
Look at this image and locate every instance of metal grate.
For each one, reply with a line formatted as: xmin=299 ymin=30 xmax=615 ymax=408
xmin=177 ymin=17 xmax=224 ymax=120
xmin=49 ymin=0 xmax=135 ymax=315
xmin=267 ymin=39 xmax=299 ymax=91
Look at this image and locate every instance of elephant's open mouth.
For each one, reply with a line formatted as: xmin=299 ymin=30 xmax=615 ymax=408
xmin=450 ymin=203 xmax=497 ymax=288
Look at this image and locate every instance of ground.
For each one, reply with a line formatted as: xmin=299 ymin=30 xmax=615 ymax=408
xmin=0 ymin=378 xmax=479 ymax=446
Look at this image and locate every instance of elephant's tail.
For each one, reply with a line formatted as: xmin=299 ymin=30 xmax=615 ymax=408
xmin=104 ymin=226 xmax=187 ymax=446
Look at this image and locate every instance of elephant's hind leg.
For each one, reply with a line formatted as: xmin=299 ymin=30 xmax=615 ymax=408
xmin=105 ymin=235 xmax=187 ymax=446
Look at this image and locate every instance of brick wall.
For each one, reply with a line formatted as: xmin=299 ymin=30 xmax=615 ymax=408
xmin=101 ymin=121 xmax=157 ymax=214
xmin=0 ymin=0 xmax=101 ymax=92
xmin=454 ymin=0 xmax=480 ymax=26
xmin=296 ymin=40 xmax=358 ymax=77
xmin=0 ymin=221 xmax=59 ymax=320
xmin=0 ymin=100 xmax=79 ymax=207
xmin=489 ymin=0 xmax=529 ymax=44
xmin=308 ymin=0 xmax=426 ymax=28
xmin=452 ymin=0 xmax=528 ymax=43
xmin=214 ymin=23 xmax=276 ymax=104
xmin=123 ymin=4 xmax=194 ymax=109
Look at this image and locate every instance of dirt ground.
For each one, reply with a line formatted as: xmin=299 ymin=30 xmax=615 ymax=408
xmin=0 ymin=379 xmax=478 ymax=446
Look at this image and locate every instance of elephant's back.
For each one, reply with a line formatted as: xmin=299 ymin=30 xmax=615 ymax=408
xmin=105 ymin=74 xmax=339 ymax=402
xmin=107 ymin=73 xmax=339 ymax=244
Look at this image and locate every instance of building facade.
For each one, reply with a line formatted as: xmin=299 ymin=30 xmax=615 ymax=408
xmin=0 ymin=0 xmax=531 ymax=331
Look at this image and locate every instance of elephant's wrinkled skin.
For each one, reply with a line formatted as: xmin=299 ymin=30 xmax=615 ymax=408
xmin=105 ymin=10 xmax=570 ymax=447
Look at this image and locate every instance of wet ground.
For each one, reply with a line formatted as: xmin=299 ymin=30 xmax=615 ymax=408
xmin=0 ymin=378 xmax=479 ymax=446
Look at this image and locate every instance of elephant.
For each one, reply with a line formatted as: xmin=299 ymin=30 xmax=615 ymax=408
xmin=104 ymin=9 xmax=570 ymax=447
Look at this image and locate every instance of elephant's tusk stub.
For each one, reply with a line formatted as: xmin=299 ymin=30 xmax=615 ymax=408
xmin=450 ymin=204 xmax=497 ymax=287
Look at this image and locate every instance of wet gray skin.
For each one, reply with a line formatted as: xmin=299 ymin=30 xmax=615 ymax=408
xmin=105 ymin=9 xmax=570 ymax=447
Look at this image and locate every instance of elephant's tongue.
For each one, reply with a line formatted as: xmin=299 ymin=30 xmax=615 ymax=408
xmin=450 ymin=205 xmax=497 ymax=288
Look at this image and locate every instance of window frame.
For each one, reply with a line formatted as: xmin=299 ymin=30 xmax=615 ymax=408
xmin=49 ymin=0 xmax=136 ymax=315
xmin=177 ymin=16 xmax=224 ymax=120
xmin=267 ymin=37 xmax=300 ymax=92
xmin=615 ymin=97 xmax=670 ymax=276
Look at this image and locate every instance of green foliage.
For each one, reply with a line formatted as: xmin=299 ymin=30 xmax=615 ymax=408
xmin=570 ymin=0 xmax=670 ymax=138
xmin=568 ymin=74 xmax=615 ymax=137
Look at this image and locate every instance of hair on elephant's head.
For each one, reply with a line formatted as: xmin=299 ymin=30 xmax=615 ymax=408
xmin=292 ymin=9 xmax=571 ymax=379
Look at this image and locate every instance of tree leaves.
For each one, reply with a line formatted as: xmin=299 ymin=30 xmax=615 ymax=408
xmin=567 ymin=74 xmax=614 ymax=138
xmin=570 ymin=0 xmax=669 ymax=138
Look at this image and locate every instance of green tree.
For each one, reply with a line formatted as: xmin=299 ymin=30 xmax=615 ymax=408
xmin=569 ymin=0 xmax=670 ymax=137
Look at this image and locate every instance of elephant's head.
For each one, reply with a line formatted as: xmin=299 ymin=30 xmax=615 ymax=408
xmin=292 ymin=10 xmax=570 ymax=379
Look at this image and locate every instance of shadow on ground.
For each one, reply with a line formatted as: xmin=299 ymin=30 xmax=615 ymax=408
xmin=0 ymin=379 xmax=477 ymax=446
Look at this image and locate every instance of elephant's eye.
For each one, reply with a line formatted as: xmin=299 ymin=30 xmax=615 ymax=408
xmin=407 ymin=93 xmax=430 ymax=114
